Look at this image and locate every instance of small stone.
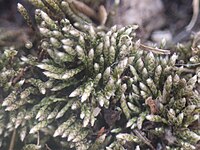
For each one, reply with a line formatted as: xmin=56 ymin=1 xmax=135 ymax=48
xmin=151 ymin=30 xmax=172 ymax=43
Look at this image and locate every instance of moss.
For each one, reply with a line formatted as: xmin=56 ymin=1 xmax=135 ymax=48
xmin=0 ymin=0 xmax=199 ymax=149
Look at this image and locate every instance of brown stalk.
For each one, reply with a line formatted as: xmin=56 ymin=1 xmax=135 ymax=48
xmin=8 ymin=129 xmax=16 ymax=150
xmin=140 ymin=43 xmax=171 ymax=55
xmin=133 ymin=129 xmax=156 ymax=150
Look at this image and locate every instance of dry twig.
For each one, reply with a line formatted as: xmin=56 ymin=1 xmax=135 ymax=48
xmin=140 ymin=43 xmax=171 ymax=55
xmin=8 ymin=129 xmax=16 ymax=150
xmin=133 ymin=129 xmax=156 ymax=150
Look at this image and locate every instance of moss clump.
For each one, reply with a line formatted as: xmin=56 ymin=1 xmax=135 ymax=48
xmin=0 ymin=0 xmax=199 ymax=149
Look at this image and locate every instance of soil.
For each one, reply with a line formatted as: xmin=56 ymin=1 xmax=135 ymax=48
xmin=0 ymin=0 xmax=198 ymax=48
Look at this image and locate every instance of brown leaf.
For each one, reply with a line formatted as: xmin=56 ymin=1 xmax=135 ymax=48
xmin=145 ymin=97 xmax=159 ymax=114
xmin=12 ymin=67 xmax=29 ymax=85
xmin=97 ymin=127 xmax=106 ymax=138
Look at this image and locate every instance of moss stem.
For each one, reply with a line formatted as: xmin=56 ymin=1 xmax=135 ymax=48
xmin=9 ymin=128 xmax=16 ymax=150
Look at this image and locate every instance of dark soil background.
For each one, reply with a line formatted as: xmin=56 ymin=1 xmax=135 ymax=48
xmin=0 ymin=0 xmax=198 ymax=49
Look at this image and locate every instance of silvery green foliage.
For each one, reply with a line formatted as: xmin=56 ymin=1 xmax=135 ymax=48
xmin=0 ymin=47 xmax=28 ymax=148
xmin=0 ymin=0 xmax=199 ymax=149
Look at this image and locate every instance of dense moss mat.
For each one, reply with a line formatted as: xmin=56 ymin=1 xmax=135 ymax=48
xmin=0 ymin=1 xmax=200 ymax=149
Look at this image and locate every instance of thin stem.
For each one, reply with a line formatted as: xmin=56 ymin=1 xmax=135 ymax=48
xmin=140 ymin=43 xmax=171 ymax=55
xmin=133 ymin=129 xmax=156 ymax=150
xmin=9 ymin=129 xmax=16 ymax=150
xmin=37 ymin=131 xmax=40 ymax=146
